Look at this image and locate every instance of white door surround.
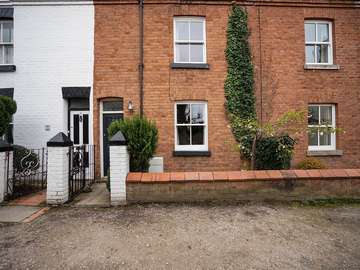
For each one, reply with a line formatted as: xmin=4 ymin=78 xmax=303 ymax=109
xmin=70 ymin=110 xmax=89 ymax=146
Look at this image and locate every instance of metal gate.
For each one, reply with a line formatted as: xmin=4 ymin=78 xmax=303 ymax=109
xmin=68 ymin=145 xmax=95 ymax=199
xmin=5 ymin=147 xmax=48 ymax=200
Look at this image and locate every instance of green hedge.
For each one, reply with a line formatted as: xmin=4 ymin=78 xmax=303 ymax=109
xmin=108 ymin=115 xmax=158 ymax=172
xmin=0 ymin=96 xmax=16 ymax=137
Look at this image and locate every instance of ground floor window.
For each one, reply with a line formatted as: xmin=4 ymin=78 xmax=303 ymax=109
xmin=175 ymin=101 xmax=208 ymax=151
xmin=308 ymin=104 xmax=336 ymax=151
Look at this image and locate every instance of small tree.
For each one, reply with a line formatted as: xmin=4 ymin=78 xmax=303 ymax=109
xmin=223 ymin=6 xmax=341 ymax=170
xmin=108 ymin=115 xmax=158 ymax=172
xmin=232 ymin=110 xmax=341 ymax=170
xmin=0 ymin=96 xmax=17 ymax=137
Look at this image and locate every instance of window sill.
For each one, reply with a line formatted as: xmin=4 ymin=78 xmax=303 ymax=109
xmin=170 ymin=63 xmax=209 ymax=69
xmin=307 ymin=150 xmax=343 ymax=157
xmin=173 ymin=150 xmax=211 ymax=157
xmin=0 ymin=65 xmax=16 ymax=72
xmin=304 ymin=64 xmax=340 ymax=70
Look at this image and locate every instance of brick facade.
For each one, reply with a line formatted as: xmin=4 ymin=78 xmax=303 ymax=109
xmin=93 ymin=0 xmax=359 ymax=175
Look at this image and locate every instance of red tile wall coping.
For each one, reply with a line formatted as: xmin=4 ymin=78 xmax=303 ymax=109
xmin=126 ymin=169 xmax=360 ymax=183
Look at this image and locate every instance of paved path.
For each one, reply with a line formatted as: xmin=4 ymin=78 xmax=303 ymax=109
xmin=0 ymin=203 xmax=359 ymax=269
xmin=0 ymin=191 xmax=48 ymax=223
xmin=0 ymin=206 xmax=42 ymax=223
xmin=8 ymin=190 xmax=46 ymax=206
xmin=72 ymin=182 xmax=110 ymax=207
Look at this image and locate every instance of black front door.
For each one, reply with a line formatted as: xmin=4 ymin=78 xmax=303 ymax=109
xmin=103 ymin=113 xmax=123 ymax=176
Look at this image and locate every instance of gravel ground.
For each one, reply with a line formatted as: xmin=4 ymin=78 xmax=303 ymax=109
xmin=0 ymin=203 xmax=359 ymax=270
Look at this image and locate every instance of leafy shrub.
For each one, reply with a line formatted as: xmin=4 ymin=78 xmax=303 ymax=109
xmin=0 ymin=96 xmax=16 ymax=137
xmin=240 ymin=135 xmax=296 ymax=170
xmin=296 ymin=157 xmax=326 ymax=170
xmin=13 ymin=145 xmax=40 ymax=173
xmin=255 ymin=135 xmax=296 ymax=170
xmin=108 ymin=115 xmax=158 ymax=172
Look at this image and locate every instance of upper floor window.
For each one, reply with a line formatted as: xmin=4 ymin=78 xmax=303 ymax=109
xmin=175 ymin=101 xmax=208 ymax=151
xmin=305 ymin=21 xmax=333 ymax=65
xmin=0 ymin=20 xmax=13 ymax=65
xmin=308 ymin=104 xmax=336 ymax=151
xmin=174 ymin=17 xmax=206 ymax=64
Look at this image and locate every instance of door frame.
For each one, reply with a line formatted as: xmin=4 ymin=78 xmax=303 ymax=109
xmin=99 ymin=101 xmax=124 ymax=177
xmin=69 ymin=110 xmax=90 ymax=146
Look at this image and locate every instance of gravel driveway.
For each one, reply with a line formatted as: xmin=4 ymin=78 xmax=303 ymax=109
xmin=0 ymin=203 xmax=359 ymax=270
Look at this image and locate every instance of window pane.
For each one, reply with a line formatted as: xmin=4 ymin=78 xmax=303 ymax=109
xmin=190 ymin=21 xmax=203 ymax=41
xmin=175 ymin=21 xmax=189 ymax=40
xmin=319 ymin=131 xmax=331 ymax=146
xmin=316 ymin=45 xmax=329 ymax=63
xmin=190 ymin=44 xmax=204 ymax=63
xmin=103 ymin=100 xmax=123 ymax=111
xmin=317 ymin=23 xmax=329 ymax=42
xmin=308 ymin=106 xmax=319 ymax=125
xmin=308 ymin=131 xmax=318 ymax=146
xmin=192 ymin=126 xmax=204 ymax=145
xmin=191 ymin=104 xmax=204 ymax=124
xmin=177 ymin=126 xmax=190 ymax=145
xmin=177 ymin=104 xmax=190 ymax=124
xmin=305 ymin=45 xmax=315 ymax=63
xmin=83 ymin=114 xmax=89 ymax=144
xmin=305 ymin=23 xmax=316 ymax=42
xmin=2 ymin=22 xmax=13 ymax=43
xmin=0 ymin=46 xmax=3 ymax=64
xmin=320 ymin=106 xmax=333 ymax=125
xmin=4 ymin=45 xmax=13 ymax=64
xmin=175 ymin=44 xmax=189 ymax=63
xmin=73 ymin=114 xmax=79 ymax=145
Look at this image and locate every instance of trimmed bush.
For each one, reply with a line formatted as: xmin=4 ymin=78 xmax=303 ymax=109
xmin=108 ymin=115 xmax=158 ymax=172
xmin=0 ymin=96 xmax=16 ymax=137
xmin=297 ymin=157 xmax=326 ymax=170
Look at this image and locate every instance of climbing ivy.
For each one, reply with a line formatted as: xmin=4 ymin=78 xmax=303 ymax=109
xmin=224 ymin=5 xmax=298 ymax=170
xmin=224 ymin=5 xmax=256 ymax=121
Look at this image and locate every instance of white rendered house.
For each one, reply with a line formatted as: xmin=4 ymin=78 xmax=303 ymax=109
xmin=0 ymin=0 xmax=94 ymax=148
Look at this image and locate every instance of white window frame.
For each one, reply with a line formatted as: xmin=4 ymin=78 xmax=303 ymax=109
xmin=174 ymin=101 xmax=208 ymax=151
xmin=0 ymin=20 xmax=14 ymax=65
xmin=173 ymin=17 xmax=206 ymax=64
xmin=308 ymin=104 xmax=336 ymax=151
xmin=304 ymin=20 xmax=333 ymax=65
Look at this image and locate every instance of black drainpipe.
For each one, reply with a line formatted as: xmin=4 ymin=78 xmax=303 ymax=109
xmin=139 ymin=0 xmax=144 ymax=117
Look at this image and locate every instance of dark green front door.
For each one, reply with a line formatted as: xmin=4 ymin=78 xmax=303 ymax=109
xmin=102 ymin=113 xmax=123 ymax=176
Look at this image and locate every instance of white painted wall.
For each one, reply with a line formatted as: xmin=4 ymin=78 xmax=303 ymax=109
xmin=0 ymin=3 xmax=94 ymax=148
xmin=110 ymin=144 xmax=129 ymax=205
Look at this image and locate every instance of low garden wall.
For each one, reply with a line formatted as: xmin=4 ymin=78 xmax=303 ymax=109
xmin=126 ymin=169 xmax=360 ymax=203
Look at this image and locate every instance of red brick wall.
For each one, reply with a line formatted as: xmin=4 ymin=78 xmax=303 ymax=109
xmin=94 ymin=1 xmax=360 ymax=174
xmin=93 ymin=4 xmax=140 ymax=176
xmin=252 ymin=6 xmax=360 ymax=167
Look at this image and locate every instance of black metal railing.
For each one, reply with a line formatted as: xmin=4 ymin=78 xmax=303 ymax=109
xmin=6 ymin=147 xmax=48 ymax=200
xmin=68 ymin=145 xmax=95 ymax=199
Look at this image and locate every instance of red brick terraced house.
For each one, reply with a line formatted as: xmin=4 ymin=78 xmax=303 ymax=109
xmin=93 ymin=0 xmax=360 ymax=177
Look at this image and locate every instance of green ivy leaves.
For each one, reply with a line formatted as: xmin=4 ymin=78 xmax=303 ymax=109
xmin=225 ymin=5 xmax=256 ymax=121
